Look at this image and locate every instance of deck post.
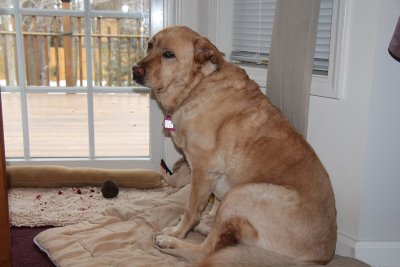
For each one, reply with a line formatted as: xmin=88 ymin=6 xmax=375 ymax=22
xmin=61 ymin=0 xmax=74 ymax=86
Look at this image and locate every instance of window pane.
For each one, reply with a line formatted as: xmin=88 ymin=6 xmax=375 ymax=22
xmin=0 ymin=0 xmax=14 ymax=8
xmin=20 ymin=0 xmax=83 ymax=11
xmin=231 ymin=0 xmax=333 ymax=74
xmin=1 ymin=93 xmax=23 ymax=158
xmin=94 ymin=93 xmax=149 ymax=157
xmin=91 ymin=17 xmax=149 ymax=87
xmin=0 ymin=15 xmax=18 ymax=86
xmin=28 ymin=93 xmax=89 ymax=157
xmin=91 ymin=0 xmax=149 ymax=13
xmin=1 ymin=0 xmax=159 ymax=163
xmin=22 ymin=15 xmax=86 ymax=86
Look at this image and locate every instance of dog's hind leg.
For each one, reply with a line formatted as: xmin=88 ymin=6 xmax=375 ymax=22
xmin=155 ymin=213 xmax=259 ymax=260
xmin=155 ymin=214 xmax=283 ymax=267
xmin=194 ymin=196 xmax=219 ymax=236
xmin=155 ymin=189 xmax=259 ymax=256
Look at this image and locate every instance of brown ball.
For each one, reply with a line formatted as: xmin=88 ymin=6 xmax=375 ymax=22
xmin=101 ymin=179 xmax=119 ymax=198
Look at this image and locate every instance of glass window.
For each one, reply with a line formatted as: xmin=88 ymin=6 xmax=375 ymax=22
xmin=27 ymin=93 xmax=89 ymax=157
xmin=1 ymin=92 xmax=23 ymax=158
xmin=0 ymin=0 xmax=162 ymax=165
xmin=21 ymin=0 xmax=83 ymax=11
xmin=91 ymin=0 xmax=149 ymax=13
xmin=0 ymin=15 xmax=18 ymax=86
xmin=91 ymin=17 xmax=148 ymax=87
xmin=21 ymin=15 xmax=86 ymax=86
xmin=93 ymin=93 xmax=149 ymax=157
xmin=231 ymin=0 xmax=333 ymax=74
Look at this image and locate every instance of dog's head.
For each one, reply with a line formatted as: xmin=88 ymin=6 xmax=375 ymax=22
xmin=132 ymin=26 xmax=225 ymax=112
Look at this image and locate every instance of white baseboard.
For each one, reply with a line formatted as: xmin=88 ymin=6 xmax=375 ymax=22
xmin=336 ymin=232 xmax=400 ymax=267
xmin=336 ymin=232 xmax=356 ymax=257
xmin=355 ymin=241 xmax=400 ymax=267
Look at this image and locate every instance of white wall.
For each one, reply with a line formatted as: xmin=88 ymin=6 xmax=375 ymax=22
xmin=358 ymin=0 xmax=400 ymax=242
xmin=354 ymin=1 xmax=400 ymax=265
xmin=308 ymin=0 xmax=380 ymax=252
xmin=308 ymin=1 xmax=400 ymax=265
xmin=170 ymin=0 xmax=400 ymax=265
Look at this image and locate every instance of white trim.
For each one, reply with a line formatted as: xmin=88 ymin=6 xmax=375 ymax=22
xmin=13 ymin=0 xmax=31 ymax=159
xmin=240 ymin=65 xmax=267 ymax=94
xmin=1 ymin=87 xmax=150 ymax=94
xmin=2 ymin=0 xmax=164 ymax=169
xmin=355 ymin=242 xmax=400 ymax=267
xmin=7 ymin=158 xmax=161 ymax=170
xmin=163 ymin=0 xmax=183 ymax=167
xmin=208 ymin=0 xmax=347 ymax=99
xmin=164 ymin=0 xmax=182 ymax=27
xmin=335 ymin=232 xmax=400 ymax=267
xmin=149 ymin=0 xmax=166 ymax=169
xmin=16 ymin=8 xmax=147 ymax=19
xmin=212 ymin=0 xmax=233 ymax=59
xmin=336 ymin=231 xmax=357 ymax=258
xmin=310 ymin=0 xmax=348 ymax=99
xmin=206 ymin=0 xmax=218 ymax=43
xmin=84 ymin=0 xmax=95 ymax=159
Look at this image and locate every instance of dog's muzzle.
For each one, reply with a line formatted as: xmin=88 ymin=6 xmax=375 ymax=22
xmin=132 ymin=65 xmax=145 ymax=85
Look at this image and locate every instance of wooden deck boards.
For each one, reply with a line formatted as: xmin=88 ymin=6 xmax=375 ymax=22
xmin=1 ymin=92 xmax=150 ymax=158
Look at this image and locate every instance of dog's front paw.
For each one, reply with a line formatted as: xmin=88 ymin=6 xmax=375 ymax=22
xmin=161 ymin=226 xmax=177 ymax=235
xmin=161 ymin=225 xmax=184 ymax=238
xmin=154 ymin=235 xmax=178 ymax=249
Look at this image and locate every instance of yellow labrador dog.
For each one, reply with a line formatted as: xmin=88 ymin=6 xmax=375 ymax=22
xmin=132 ymin=26 xmax=336 ymax=266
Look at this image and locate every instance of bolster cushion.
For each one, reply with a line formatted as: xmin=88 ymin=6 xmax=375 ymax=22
xmin=7 ymin=165 xmax=163 ymax=189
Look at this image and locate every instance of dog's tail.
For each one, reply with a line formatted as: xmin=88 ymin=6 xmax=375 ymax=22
xmin=197 ymin=245 xmax=296 ymax=267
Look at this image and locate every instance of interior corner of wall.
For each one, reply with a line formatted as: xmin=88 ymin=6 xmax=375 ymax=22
xmin=336 ymin=231 xmax=356 ymax=258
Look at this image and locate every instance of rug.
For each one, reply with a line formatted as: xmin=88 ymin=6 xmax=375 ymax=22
xmin=8 ymin=186 xmax=167 ymax=227
xmin=11 ymin=226 xmax=54 ymax=267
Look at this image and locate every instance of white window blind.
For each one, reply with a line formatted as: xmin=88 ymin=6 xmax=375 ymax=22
xmin=230 ymin=0 xmax=333 ymax=73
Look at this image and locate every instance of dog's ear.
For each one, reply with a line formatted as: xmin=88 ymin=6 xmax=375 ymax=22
xmin=194 ymin=37 xmax=224 ymax=75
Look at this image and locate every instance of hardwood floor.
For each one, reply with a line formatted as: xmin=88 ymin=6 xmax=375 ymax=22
xmin=1 ymin=92 xmax=150 ymax=158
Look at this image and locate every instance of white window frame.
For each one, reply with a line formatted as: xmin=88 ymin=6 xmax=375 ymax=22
xmin=204 ymin=0 xmax=347 ymax=99
xmin=1 ymin=0 xmax=166 ymax=170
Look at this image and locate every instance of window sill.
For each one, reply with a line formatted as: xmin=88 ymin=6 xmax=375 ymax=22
xmin=238 ymin=64 xmax=343 ymax=99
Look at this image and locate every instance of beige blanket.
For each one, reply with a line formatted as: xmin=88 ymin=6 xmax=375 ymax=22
xmin=34 ymin=185 xmax=369 ymax=267
xmin=34 ymin=185 xmax=206 ymax=267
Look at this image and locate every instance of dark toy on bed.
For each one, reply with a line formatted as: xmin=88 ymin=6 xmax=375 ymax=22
xmin=101 ymin=179 xmax=119 ymax=198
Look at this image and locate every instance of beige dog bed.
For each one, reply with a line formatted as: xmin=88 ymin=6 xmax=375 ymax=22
xmin=7 ymin=165 xmax=163 ymax=189
xmin=34 ymin=184 xmax=370 ymax=267
xmin=6 ymin=164 xmax=369 ymax=266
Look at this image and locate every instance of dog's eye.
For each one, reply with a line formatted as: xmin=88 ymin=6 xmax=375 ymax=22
xmin=147 ymin=42 xmax=153 ymax=51
xmin=162 ymin=51 xmax=175 ymax=59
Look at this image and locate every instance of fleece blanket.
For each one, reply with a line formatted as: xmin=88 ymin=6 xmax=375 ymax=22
xmin=34 ymin=185 xmax=205 ymax=267
xmin=34 ymin=185 xmax=369 ymax=266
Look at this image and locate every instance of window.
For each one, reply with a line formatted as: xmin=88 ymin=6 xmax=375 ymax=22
xmin=209 ymin=0 xmax=346 ymax=99
xmin=230 ymin=0 xmax=332 ymax=74
xmin=0 ymin=0 xmax=164 ymax=169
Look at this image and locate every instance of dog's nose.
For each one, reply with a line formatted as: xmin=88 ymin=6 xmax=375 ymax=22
xmin=132 ymin=65 xmax=145 ymax=84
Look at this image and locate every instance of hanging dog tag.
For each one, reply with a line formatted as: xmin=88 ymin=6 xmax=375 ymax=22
xmin=164 ymin=115 xmax=175 ymax=131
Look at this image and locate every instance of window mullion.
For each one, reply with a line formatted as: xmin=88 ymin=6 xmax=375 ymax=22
xmin=18 ymin=8 xmax=85 ymax=17
xmin=149 ymin=0 xmax=165 ymax=165
xmin=14 ymin=0 xmax=31 ymax=160
xmin=84 ymin=0 xmax=95 ymax=159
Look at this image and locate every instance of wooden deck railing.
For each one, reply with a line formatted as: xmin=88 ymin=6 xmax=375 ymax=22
xmin=0 ymin=14 xmax=149 ymax=87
